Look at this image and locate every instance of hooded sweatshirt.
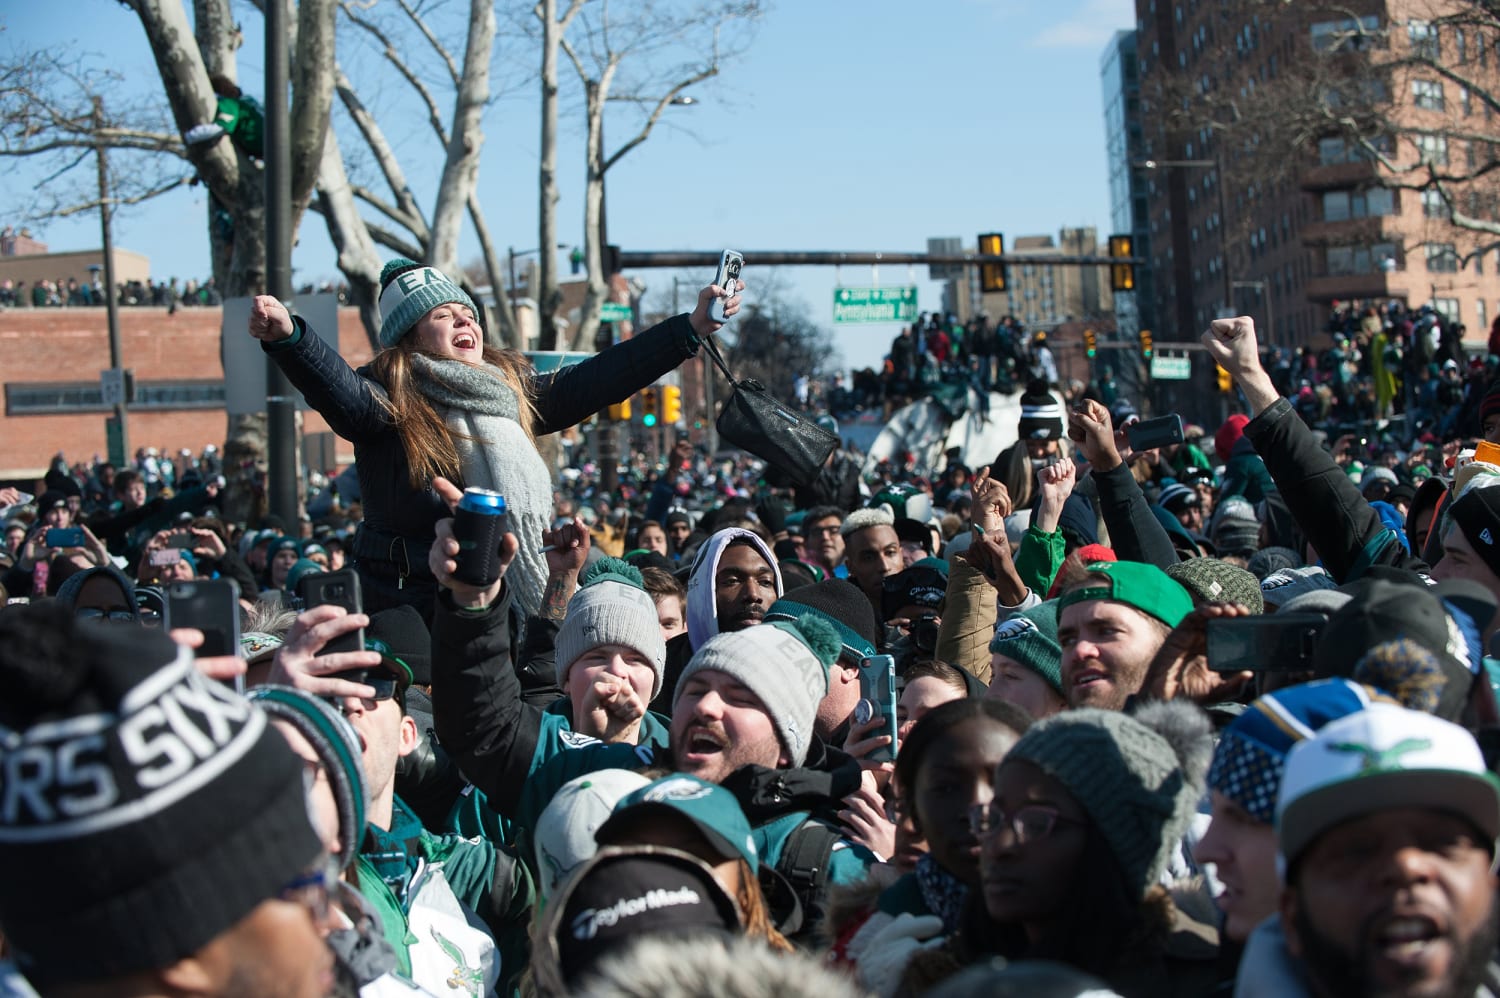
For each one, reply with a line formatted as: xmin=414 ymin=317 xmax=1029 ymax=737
xmin=685 ymin=528 xmax=783 ymax=649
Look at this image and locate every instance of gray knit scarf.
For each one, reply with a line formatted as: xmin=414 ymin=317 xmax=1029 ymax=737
xmin=408 ymin=353 xmax=553 ymax=616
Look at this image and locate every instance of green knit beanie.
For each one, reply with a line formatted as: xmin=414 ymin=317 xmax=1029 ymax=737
xmin=1165 ymin=558 xmax=1265 ymax=614
xmin=1003 ymin=702 xmax=1213 ymax=898
xmin=989 ymin=601 xmax=1063 ymax=697
xmin=377 ymin=258 xmax=479 ymax=349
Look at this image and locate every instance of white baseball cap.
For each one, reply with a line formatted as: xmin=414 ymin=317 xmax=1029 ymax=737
xmin=1276 ymin=703 xmax=1500 ymax=869
xmin=532 ymin=769 xmax=651 ymax=902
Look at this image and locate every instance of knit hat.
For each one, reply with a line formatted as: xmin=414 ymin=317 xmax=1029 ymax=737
xmin=556 ymin=557 xmax=668 ymax=698
xmin=377 ymin=258 xmax=478 ymax=349
xmin=597 ymin=774 xmax=759 ymax=873
xmin=284 ymin=557 xmax=325 ymax=594
xmin=1156 ymin=482 xmax=1200 ymax=516
xmin=246 ymin=685 xmax=368 ymax=862
xmin=1018 ymin=380 xmax=1065 ymax=441
xmin=1259 ymin=565 xmax=1335 ymax=610
xmin=1214 ymin=413 xmax=1250 ymax=464
xmin=1481 ymin=379 xmax=1500 ymax=427
xmin=841 ymin=505 xmax=895 ymax=539
xmin=1207 ymin=678 xmax=1390 ymax=825
xmin=1360 ymin=466 xmax=1399 ymax=495
xmin=1004 ymin=701 xmax=1213 ymax=898
xmin=1058 ymin=560 xmax=1194 ymax=629
xmin=34 ymin=489 xmax=68 ymax=516
xmin=988 ymin=601 xmax=1064 ymax=697
xmin=1277 ymin=704 xmax=1500 ymax=870
xmin=764 ymin=578 xmax=878 ymax=664
xmin=1210 ymin=501 xmax=1262 ymax=557
xmin=533 ymin=770 xmax=652 ymax=900
xmin=674 ymin=615 xmax=840 ymax=766
xmin=1166 ymin=558 xmax=1265 ymax=613
xmin=1353 ymin=639 xmax=1471 ymax=720
xmin=1246 ymin=546 xmax=1302 ymax=582
xmin=365 ymin=604 xmax=430 ymax=688
xmin=0 ymin=605 xmax=320 ymax=986
xmin=871 ymin=484 xmax=934 ymax=523
xmin=881 ymin=557 xmax=949 ymax=619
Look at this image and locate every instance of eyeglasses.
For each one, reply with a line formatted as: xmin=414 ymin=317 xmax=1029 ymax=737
xmin=76 ymin=607 xmax=136 ymax=622
xmin=278 ymin=866 xmax=332 ymax=924
xmin=967 ymin=802 xmax=1085 ymax=843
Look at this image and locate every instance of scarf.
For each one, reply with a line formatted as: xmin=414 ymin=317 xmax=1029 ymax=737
xmin=408 ymin=353 xmax=552 ymax=616
xmin=915 ymin=853 xmax=969 ymax=935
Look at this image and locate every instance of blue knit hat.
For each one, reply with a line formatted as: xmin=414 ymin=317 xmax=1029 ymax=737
xmin=1206 ymin=678 xmax=1394 ymax=825
xmin=377 ymin=258 xmax=478 ymax=349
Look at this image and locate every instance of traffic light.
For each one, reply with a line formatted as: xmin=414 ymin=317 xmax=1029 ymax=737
xmin=640 ymin=388 xmax=658 ymax=427
xmin=1139 ymin=328 xmax=1153 ymax=359
xmin=977 ymin=233 xmax=1007 ymax=293
xmin=661 ymin=385 xmax=682 ymax=424
xmin=1108 ymin=234 xmax=1136 ymax=292
xmin=1084 ymin=329 xmax=1097 ymax=358
xmin=606 ymin=399 xmax=631 ymax=421
xmin=1217 ymin=363 xmax=1234 ymax=393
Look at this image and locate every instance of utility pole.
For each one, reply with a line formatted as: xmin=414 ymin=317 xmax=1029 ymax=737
xmin=264 ymin=0 xmax=299 ymax=525
xmin=93 ymin=97 xmax=129 ymax=464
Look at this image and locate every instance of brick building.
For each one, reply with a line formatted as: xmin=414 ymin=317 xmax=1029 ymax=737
xmin=0 ymin=306 xmax=370 ymax=482
xmin=1133 ymin=0 xmax=1500 ymax=348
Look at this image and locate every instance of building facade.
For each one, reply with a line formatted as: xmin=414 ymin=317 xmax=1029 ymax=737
xmin=1133 ymin=0 xmax=1500 ymax=348
xmin=1102 ymin=29 xmax=1158 ymax=338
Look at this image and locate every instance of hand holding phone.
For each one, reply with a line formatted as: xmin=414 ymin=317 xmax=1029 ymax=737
xmin=45 ymin=527 xmax=86 ymax=549
xmin=296 ymin=569 xmax=366 ymax=678
xmin=1125 ymin=414 xmax=1185 ymax=453
xmin=164 ymin=579 xmax=242 ymax=662
xmin=709 ymin=249 xmax=743 ymax=323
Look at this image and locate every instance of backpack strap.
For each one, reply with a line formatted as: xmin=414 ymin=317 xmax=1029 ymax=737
xmin=774 ymin=817 xmax=841 ymax=944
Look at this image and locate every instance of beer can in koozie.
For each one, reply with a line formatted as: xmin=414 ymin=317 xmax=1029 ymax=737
xmin=452 ymin=488 xmax=509 ymax=587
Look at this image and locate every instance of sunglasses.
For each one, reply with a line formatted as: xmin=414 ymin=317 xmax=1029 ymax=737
xmin=76 ymin=607 xmax=136 ymax=622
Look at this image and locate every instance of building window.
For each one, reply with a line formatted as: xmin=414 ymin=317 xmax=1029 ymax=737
xmin=1323 ymin=188 xmax=1395 ymax=220
xmin=1409 ymin=20 xmax=1440 ymax=60
xmin=1413 ymin=80 xmax=1445 ymax=110
xmin=1423 ymin=188 xmax=1452 ymax=218
xmin=1434 ymin=297 xmax=1460 ymax=322
xmin=1427 ymin=243 xmax=1461 ymax=272
xmin=5 ymin=380 xmax=227 ymax=416
xmin=1479 ymin=298 xmax=1488 ymax=332
xmin=1311 ymin=15 xmax=1382 ymax=52
xmin=1416 ymin=133 xmax=1449 ymax=165
xmin=1457 ymin=28 xmax=1467 ymax=63
xmin=1463 ymin=87 xmax=1473 ymax=115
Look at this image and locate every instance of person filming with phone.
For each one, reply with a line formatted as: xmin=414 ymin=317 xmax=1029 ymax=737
xmin=248 ymin=258 xmax=741 ymax=621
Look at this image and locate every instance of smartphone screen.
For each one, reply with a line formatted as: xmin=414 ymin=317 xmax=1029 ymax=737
xmin=858 ymin=654 xmax=900 ymax=762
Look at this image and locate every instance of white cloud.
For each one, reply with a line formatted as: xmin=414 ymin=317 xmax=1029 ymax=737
xmin=1032 ymin=0 xmax=1134 ymax=48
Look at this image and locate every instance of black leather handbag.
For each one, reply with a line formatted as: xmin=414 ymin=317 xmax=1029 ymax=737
xmin=702 ymin=335 xmax=837 ymax=487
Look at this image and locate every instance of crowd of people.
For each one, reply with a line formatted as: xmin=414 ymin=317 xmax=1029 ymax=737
xmin=5 ymin=257 xmax=1500 ymax=998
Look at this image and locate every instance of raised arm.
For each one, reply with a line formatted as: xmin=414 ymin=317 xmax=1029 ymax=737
xmin=1068 ymin=399 xmax=1179 ymax=569
xmin=252 ymin=295 xmax=393 ymax=443
xmin=529 ymin=284 xmax=741 ymax=434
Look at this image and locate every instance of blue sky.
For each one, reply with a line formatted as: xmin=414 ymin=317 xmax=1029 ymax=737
xmin=1 ymin=0 xmax=1134 ymax=373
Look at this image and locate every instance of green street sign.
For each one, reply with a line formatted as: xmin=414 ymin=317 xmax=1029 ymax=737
xmin=833 ymin=286 xmax=918 ymax=324
xmin=600 ymin=302 xmax=632 ymax=321
xmin=1150 ymin=354 xmax=1192 ymax=381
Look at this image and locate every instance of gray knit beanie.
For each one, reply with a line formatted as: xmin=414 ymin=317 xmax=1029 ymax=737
xmin=556 ymin=557 xmax=667 ymax=699
xmin=673 ymin=615 xmax=840 ymax=766
xmin=1003 ymin=701 xmax=1213 ymax=898
xmin=246 ymin=685 xmax=368 ymax=865
xmin=1166 ymin=558 xmax=1265 ymax=613
xmin=377 ymin=258 xmax=478 ymax=349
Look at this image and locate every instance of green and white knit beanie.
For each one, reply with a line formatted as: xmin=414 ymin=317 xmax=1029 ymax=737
xmin=555 ymin=557 xmax=667 ymax=698
xmin=377 ymin=258 xmax=479 ymax=349
xmin=674 ymin=615 xmax=840 ymax=766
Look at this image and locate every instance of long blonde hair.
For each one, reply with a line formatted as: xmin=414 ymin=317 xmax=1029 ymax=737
xmin=369 ymin=334 xmax=538 ymax=490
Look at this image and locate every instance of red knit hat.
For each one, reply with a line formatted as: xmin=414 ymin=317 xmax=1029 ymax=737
xmin=1215 ymin=414 xmax=1251 ymax=464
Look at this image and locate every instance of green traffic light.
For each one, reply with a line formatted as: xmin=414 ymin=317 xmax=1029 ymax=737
xmin=643 ymin=414 xmax=658 ymax=427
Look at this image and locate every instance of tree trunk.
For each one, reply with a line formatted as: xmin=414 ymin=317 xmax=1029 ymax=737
xmin=429 ymin=0 xmax=493 ymax=275
xmin=577 ymin=70 xmax=613 ymax=353
xmin=536 ymin=0 xmax=566 ymax=351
